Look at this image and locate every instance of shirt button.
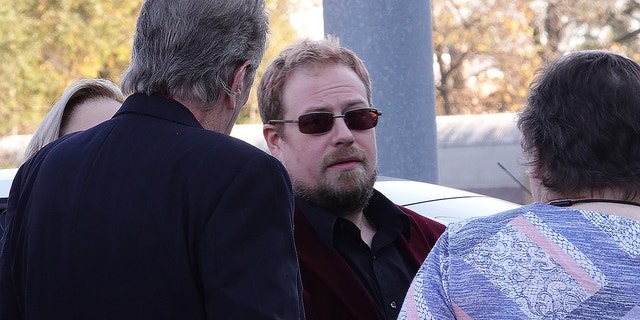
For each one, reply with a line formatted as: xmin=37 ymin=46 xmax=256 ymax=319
xmin=390 ymin=301 xmax=397 ymax=309
xmin=372 ymin=255 xmax=377 ymax=260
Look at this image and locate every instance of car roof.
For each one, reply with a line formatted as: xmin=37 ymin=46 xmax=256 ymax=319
xmin=375 ymin=176 xmax=488 ymax=204
xmin=0 ymin=168 xmax=17 ymax=201
xmin=374 ymin=176 xmax=519 ymax=224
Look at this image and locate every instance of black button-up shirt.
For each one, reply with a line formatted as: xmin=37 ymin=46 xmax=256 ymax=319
xmin=297 ymin=190 xmax=412 ymax=320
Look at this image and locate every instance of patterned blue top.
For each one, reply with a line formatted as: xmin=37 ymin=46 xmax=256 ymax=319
xmin=399 ymin=202 xmax=640 ymax=320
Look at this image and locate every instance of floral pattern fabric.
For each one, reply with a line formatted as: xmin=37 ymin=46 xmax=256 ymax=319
xmin=399 ymin=202 xmax=640 ymax=320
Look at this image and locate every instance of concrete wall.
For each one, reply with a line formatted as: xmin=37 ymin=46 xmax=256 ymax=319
xmin=436 ymin=113 xmax=530 ymax=204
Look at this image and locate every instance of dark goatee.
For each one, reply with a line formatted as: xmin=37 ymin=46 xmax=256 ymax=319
xmin=294 ymin=170 xmax=377 ymax=217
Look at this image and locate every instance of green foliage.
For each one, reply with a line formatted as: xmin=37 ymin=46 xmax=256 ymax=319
xmin=238 ymin=0 xmax=301 ymax=124
xmin=0 ymin=0 xmax=304 ymax=136
xmin=0 ymin=0 xmax=140 ymax=136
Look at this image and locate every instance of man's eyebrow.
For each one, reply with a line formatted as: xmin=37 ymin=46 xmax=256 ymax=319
xmin=301 ymin=99 xmax=369 ymax=114
xmin=302 ymin=104 xmax=332 ymax=113
xmin=343 ymin=99 xmax=369 ymax=109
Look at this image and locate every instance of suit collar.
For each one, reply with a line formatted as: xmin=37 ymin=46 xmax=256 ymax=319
xmin=115 ymin=93 xmax=203 ymax=128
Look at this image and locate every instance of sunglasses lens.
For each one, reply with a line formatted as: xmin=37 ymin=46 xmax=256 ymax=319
xmin=298 ymin=113 xmax=334 ymax=134
xmin=345 ymin=109 xmax=379 ymax=130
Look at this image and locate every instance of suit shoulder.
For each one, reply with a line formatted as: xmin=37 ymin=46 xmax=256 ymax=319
xmin=178 ymin=129 xmax=271 ymax=160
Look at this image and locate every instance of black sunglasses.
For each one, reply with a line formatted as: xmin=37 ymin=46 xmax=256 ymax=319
xmin=267 ymin=108 xmax=382 ymax=134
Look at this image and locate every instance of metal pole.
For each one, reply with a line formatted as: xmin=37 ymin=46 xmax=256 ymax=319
xmin=323 ymin=0 xmax=438 ymax=183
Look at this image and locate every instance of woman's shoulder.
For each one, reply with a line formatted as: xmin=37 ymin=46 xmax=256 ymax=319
xmin=443 ymin=202 xmax=574 ymax=250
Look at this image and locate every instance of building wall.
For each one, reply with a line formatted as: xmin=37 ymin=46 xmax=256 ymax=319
xmin=438 ymin=144 xmax=530 ymax=204
xmin=436 ymin=113 xmax=530 ymax=204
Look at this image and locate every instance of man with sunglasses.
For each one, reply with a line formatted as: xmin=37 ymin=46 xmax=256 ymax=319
xmin=258 ymin=38 xmax=446 ymax=320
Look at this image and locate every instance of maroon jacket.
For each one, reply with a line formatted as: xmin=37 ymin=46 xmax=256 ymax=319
xmin=294 ymin=201 xmax=446 ymax=320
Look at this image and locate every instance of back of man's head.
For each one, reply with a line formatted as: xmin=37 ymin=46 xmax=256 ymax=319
xmin=121 ymin=0 xmax=268 ymax=108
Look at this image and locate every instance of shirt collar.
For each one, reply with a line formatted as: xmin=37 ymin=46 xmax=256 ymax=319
xmin=297 ymin=189 xmax=410 ymax=248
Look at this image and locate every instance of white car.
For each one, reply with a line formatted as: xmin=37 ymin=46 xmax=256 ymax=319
xmin=0 ymin=168 xmax=17 ymax=243
xmin=374 ymin=176 xmax=519 ymax=225
xmin=0 ymin=168 xmax=518 ymax=227
xmin=0 ymin=168 xmax=17 ymax=211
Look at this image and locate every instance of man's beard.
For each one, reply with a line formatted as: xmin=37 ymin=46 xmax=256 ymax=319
xmin=293 ymin=149 xmax=377 ymax=216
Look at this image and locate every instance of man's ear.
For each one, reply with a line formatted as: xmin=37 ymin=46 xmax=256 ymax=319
xmin=263 ymin=124 xmax=282 ymax=158
xmin=228 ymin=60 xmax=251 ymax=109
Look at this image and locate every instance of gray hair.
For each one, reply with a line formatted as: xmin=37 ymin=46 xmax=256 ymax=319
xmin=24 ymin=78 xmax=124 ymax=161
xmin=121 ymin=0 xmax=269 ymax=108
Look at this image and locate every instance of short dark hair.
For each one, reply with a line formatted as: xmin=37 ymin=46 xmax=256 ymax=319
xmin=518 ymin=50 xmax=640 ymax=199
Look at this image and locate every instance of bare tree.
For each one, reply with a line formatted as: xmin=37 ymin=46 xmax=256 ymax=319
xmin=432 ymin=0 xmax=640 ymax=115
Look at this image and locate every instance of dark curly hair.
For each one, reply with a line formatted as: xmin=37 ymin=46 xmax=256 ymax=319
xmin=518 ymin=50 xmax=640 ymax=199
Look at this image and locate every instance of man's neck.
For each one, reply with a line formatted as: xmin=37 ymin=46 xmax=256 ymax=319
xmin=344 ymin=211 xmax=377 ymax=247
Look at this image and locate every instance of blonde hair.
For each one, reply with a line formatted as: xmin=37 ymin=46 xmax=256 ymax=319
xmin=258 ymin=37 xmax=372 ymax=133
xmin=23 ymin=78 xmax=125 ymax=161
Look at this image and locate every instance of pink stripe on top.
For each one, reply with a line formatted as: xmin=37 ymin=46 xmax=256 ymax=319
xmin=509 ymin=215 xmax=601 ymax=295
xmin=403 ymin=282 xmax=420 ymax=320
xmin=452 ymin=300 xmax=473 ymax=320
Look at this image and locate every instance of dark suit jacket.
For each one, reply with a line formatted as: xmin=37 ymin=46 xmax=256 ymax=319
xmin=0 ymin=93 xmax=304 ymax=319
xmin=295 ymin=197 xmax=445 ymax=320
